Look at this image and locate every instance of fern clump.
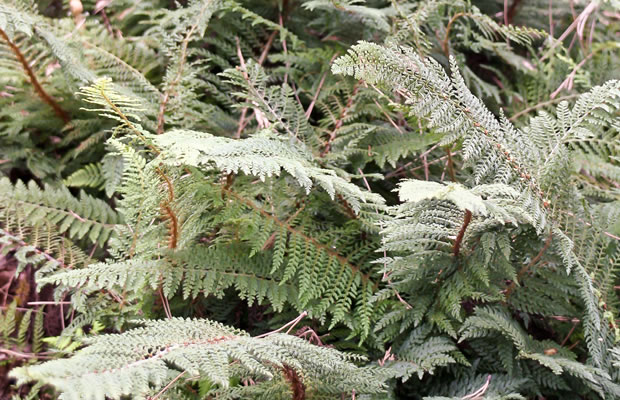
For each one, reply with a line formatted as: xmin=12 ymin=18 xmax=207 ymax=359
xmin=1 ymin=0 xmax=619 ymax=399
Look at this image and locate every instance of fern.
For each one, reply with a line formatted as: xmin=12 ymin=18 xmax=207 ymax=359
xmin=63 ymin=163 xmax=105 ymax=190
xmin=0 ymin=301 xmax=45 ymax=354
xmin=10 ymin=318 xmax=387 ymax=400
xmin=154 ymin=127 xmax=384 ymax=212
xmin=333 ymin=42 xmax=619 ymax=229
xmin=1 ymin=1 xmax=619 ymax=399
xmin=334 ymin=41 xmax=620 ymax=397
xmin=0 ymin=177 xmax=120 ymax=246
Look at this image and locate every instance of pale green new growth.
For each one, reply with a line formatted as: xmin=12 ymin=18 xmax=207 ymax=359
xmin=397 ymin=180 xmax=521 ymax=217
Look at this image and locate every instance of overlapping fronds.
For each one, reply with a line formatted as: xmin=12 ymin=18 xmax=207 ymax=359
xmin=154 ymin=128 xmax=384 ymax=212
xmin=39 ymin=246 xmax=299 ymax=312
xmin=333 ymin=41 xmax=620 ymax=397
xmin=10 ymin=318 xmax=387 ymax=400
xmin=1 ymin=1 xmax=619 ymax=399
xmin=220 ymin=60 xmax=318 ymax=145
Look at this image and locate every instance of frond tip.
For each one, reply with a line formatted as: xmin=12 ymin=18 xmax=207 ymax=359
xmin=77 ymin=77 xmax=145 ymax=124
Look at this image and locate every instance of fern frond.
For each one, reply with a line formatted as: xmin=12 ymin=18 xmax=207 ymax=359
xmin=460 ymin=306 xmax=620 ymax=398
xmin=79 ymin=24 xmax=162 ymax=117
xmin=0 ymin=226 xmax=90 ymax=277
xmin=0 ymin=178 xmax=120 ymax=246
xmin=10 ymin=318 xmax=387 ymax=400
xmin=302 ymin=0 xmax=390 ymax=32
xmin=39 ymin=245 xmax=298 ymax=309
xmin=0 ymin=2 xmax=94 ymax=83
xmin=333 ymin=43 xmax=553 ymax=231
xmin=154 ymin=128 xmax=384 ymax=213
xmin=64 ymin=163 xmax=105 ymax=190
xmin=77 ymin=77 xmax=146 ymax=126
xmin=220 ymin=60 xmax=317 ymax=146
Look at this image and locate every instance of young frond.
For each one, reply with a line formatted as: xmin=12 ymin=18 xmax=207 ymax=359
xmin=79 ymin=24 xmax=162 ymax=116
xmin=77 ymin=77 xmax=146 ymax=126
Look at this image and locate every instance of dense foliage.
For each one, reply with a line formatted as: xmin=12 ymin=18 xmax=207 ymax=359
xmin=0 ymin=0 xmax=618 ymax=399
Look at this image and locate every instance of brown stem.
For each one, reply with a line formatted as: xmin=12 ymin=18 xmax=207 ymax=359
xmin=560 ymin=319 xmax=579 ymax=347
xmin=261 ymin=202 xmax=307 ymax=251
xmin=506 ymin=0 xmax=523 ymax=25
xmin=305 ymin=53 xmax=338 ymax=119
xmin=504 ymin=232 xmax=553 ymax=298
xmin=258 ymin=31 xmax=277 ymax=65
xmin=98 ymin=86 xmax=161 ymax=156
xmin=385 ymin=150 xmax=455 ymax=179
xmin=320 ymin=83 xmax=359 ymax=157
xmin=453 ymin=209 xmax=472 ymax=258
xmin=157 ymin=93 xmax=170 ymax=134
xmin=0 ymin=348 xmax=52 ymax=360
xmin=234 ymin=40 xmax=304 ymax=145
xmin=372 ymin=98 xmax=403 ymax=134
xmin=336 ymin=193 xmax=357 ymax=220
xmin=441 ymin=12 xmax=467 ymax=57
xmin=156 ymin=167 xmax=179 ymax=249
xmin=509 ymin=94 xmax=579 ymax=121
xmin=257 ymin=311 xmax=308 ymax=338
xmin=160 ymin=204 xmax=179 ymax=249
xmin=149 ymin=371 xmax=187 ymax=400
xmin=235 ymin=31 xmax=277 ymax=139
xmin=541 ymin=1 xmax=598 ymax=61
xmin=99 ymin=9 xmax=114 ymax=36
xmin=282 ymin=365 xmax=306 ymax=400
xmin=445 ymin=146 xmax=456 ymax=182
xmin=1 ymin=228 xmax=70 ymax=270
xmin=0 ymin=28 xmax=70 ymax=124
